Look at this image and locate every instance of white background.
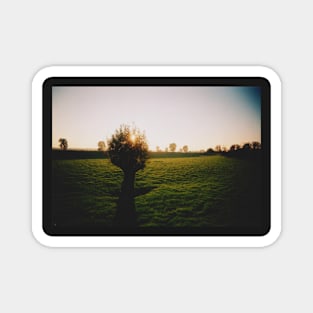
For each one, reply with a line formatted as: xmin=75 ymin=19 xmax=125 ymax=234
xmin=0 ymin=0 xmax=311 ymax=312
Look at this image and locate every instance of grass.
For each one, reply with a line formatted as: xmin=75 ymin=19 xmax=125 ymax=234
xmin=51 ymin=155 xmax=262 ymax=229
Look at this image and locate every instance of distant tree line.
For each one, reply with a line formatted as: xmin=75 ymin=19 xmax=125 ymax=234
xmin=57 ymin=136 xmax=260 ymax=157
xmin=204 ymin=141 xmax=261 ymax=157
xmin=156 ymin=143 xmax=189 ymax=153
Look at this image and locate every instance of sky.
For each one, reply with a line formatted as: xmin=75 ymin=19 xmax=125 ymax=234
xmin=52 ymin=86 xmax=261 ymax=151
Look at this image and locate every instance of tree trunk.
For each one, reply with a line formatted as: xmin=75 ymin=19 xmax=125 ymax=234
xmin=121 ymin=169 xmax=136 ymax=197
xmin=115 ymin=169 xmax=137 ymax=227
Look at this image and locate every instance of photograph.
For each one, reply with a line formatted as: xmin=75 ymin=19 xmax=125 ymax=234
xmin=47 ymin=82 xmax=269 ymax=235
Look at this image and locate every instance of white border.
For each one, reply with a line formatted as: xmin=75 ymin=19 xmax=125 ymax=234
xmin=32 ymin=66 xmax=281 ymax=247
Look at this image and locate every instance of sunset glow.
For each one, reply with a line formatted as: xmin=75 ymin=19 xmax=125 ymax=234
xmin=52 ymin=86 xmax=261 ymax=151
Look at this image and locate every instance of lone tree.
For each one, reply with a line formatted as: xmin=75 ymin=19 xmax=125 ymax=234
xmin=169 ymin=143 xmax=177 ymax=152
xmin=182 ymin=145 xmax=188 ymax=153
xmin=107 ymin=124 xmax=149 ymax=198
xmin=98 ymin=141 xmax=106 ymax=151
xmin=59 ymin=138 xmax=68 ymax=150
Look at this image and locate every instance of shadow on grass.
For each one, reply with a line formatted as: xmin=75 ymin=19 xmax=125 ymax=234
xmin=134 ymin=186 xmax=157 ymax=197
xmin=113 ymin=186 xmax=157 ymax=227
xmin=110 ymin=186 xmax=156 ymax=198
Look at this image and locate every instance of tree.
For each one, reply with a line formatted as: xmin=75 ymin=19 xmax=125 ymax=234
xmin=182 ymin=145 xmax=188 ymax=153
xmin=107 ymin=125 xmax=149 ymax=226
xmin=59 ymin=138 xmax=68 ymax=150
xmin=251 ymin=141 xmax=261 ymax=150
xmin=169 ymin=143 xmax=177 ymax=152
xmin=242 ymin=143 xmax=252 ymax=150
xmin=108 ymin=124 xmax=148 ymax=196
xmin=230 ymin=144 xmax=240 ymax=151
xmin=206 ymin=148 xmax=214 ymax=154
xmin=98 ymin=141 xmax=106 ymax=151
xmin=156 ymin=146 xmax=161 ymax=152
xmin=215 ymin=145 xmax=221 ymax=153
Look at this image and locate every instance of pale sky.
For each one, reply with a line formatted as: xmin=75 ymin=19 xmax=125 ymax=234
xmin=52 ymin=86 xmax=261 ymax=151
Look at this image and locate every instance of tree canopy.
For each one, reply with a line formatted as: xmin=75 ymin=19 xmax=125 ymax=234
xmin=107 ymin=125 xmax=149 ymax=173
xmin=169 ymin=143 xmax=177 ymax=152
xmin=59 ymin=138 xmax=68 ymax=150
xmin=98 ymin=141 xmax=106 ymax=151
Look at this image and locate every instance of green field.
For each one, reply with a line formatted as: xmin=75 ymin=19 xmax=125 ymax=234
xmin=51 ymin=155 xmax=262 ymax=229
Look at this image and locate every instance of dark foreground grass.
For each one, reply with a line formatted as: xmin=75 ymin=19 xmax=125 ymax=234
xmin=51 ymin=155 xmax=262 ymax=229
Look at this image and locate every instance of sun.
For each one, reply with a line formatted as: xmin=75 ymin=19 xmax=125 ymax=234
xmin=130 ymin=134 xmax=136 ymax=142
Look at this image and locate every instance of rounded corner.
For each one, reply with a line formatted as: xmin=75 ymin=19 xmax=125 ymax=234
xmin=258 ymin=224 xmax=282 ymax=248
xmin=31 ymin=224 xmax=55 ymax=248
xmin=255 ymin=65 xmax=282 ymax=88
xmin=32 ymin=66 xmax=58 ymax=88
